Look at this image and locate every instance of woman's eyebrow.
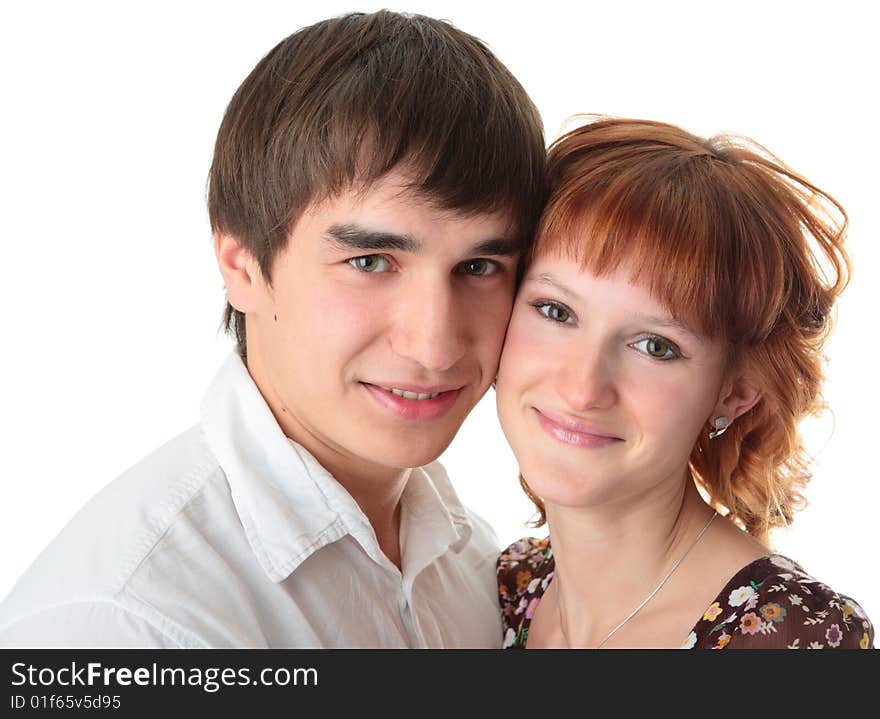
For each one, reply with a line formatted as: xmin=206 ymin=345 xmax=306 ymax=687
xmin=630 ymin=313 xmax=706 ymax=345
xmin=526 ymin=272 xmax=583 ymax=301
xmin=526 ymin=272 xmax=706 ymax=345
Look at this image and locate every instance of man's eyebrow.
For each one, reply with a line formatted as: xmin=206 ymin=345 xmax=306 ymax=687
xmin=469 ymin=237 xmax=521 ymax=257
xmin=324 ymin=223 xmax=420 ymax=252
xmin=324 ymin=223 xmax=520 ymax=257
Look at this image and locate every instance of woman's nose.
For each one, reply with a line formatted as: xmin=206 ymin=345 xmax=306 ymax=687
xmin=553 ymin=345 xmax=618 ymax=412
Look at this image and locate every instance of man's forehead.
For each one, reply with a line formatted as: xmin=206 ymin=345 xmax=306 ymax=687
xmin=324 ymin=175 xmax=511 ymax=219
xmin=301 ymin=174 xmax=510 ymax=226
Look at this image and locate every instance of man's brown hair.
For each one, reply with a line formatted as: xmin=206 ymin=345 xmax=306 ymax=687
xmin=208 ymin=11 xmax=546 ymax=359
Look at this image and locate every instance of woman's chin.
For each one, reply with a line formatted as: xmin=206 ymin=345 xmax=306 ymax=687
xmin=521 ymin=466 xmax=616 ymax=512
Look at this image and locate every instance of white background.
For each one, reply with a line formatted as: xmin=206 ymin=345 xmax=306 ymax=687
xmin=2 ymin=1 xmax=877 ymax=627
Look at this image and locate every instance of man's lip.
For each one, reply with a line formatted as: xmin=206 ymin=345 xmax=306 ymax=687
xmin=533 ymin=408 xmax=623 ymax=440
xmin=362 ymin=382 xmax=461 ymax=421
xmin=362 ymin=381 xmax=463 ymax=394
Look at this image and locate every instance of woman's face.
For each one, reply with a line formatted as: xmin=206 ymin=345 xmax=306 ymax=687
xmin=496 ymin=253 xmax=730 ymax=511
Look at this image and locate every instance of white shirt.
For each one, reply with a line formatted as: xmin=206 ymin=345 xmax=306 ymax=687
xmin=0 ymin=353 xmax=502 ymax=648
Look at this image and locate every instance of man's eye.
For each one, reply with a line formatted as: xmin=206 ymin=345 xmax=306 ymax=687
xmin=458 ymin=259 xmax=499 ymax=276
xmin=632 ymin=335 xmax=680 ymax=360
xmin=347 ymin=255 xmax=392 ymax=273
xmin=533 ymin=301 xmax=574 ymax=324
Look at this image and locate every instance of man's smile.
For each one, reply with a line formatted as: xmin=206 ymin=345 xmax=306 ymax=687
xmin=361 ymin=382 xmax=462 ymax=420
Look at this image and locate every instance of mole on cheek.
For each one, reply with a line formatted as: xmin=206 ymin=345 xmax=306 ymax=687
xmin=274 ymin=314 xmax=277 ymax=322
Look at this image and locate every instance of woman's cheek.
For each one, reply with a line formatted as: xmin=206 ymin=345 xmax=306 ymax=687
xmin=499 ymin=318 xmax=544 ymax=386
xmin=635 ymin=371 xmax=710 ymax=439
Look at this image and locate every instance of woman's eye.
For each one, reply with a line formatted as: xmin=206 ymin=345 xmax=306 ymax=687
xmin=632 ymin=335 xmax=680 ymax=360
xmin=458 ymin=259 xmax=499 ymax=276
xmin=347 ymin=255 xmax=392 ymax=273
xmin=534 ymin=301 xmax=574 ymax=324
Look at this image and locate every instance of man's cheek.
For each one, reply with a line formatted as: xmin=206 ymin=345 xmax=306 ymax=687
xmin=486 ymin=302 xmax=516 ymax=360
xmin=309 ymin=288 xmax=378 ymax=342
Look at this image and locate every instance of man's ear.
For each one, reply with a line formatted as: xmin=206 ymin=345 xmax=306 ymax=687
xmin=712 ymin=374 xmax=762 ymax=427
xmin=214 ymin=231 xmax=261 ymax=313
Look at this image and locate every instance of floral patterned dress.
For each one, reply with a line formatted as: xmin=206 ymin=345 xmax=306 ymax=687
xmin=498 ymin=537 xmax=874 ymax=649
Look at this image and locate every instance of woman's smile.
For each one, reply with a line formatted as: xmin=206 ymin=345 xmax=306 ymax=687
xmin=532 ymin=407 xmax=624 ymax=449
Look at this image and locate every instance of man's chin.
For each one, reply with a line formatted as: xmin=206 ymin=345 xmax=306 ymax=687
xmin=364 ymin=435 xmax=457 ymax=471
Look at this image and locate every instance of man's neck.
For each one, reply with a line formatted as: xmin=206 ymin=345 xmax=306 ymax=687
xmin=281 ymin=421 xmax=410 ymax=572
xmin=243 ymin=351 xmax=409 ymax=570
xmin=317 ymin=452 xmax=410 ymax=571
xmin=346 ymin=476 xmax=406 ymax=571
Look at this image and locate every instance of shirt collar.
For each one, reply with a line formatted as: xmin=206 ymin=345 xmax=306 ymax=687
xmin=200 ymin=351 xmax=473 ymax=583
xmin=398 ymin=462 xmax=473 ymax=583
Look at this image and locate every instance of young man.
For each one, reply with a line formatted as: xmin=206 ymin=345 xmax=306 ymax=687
xmin=0 ymin=11 xmax=544 ymax=647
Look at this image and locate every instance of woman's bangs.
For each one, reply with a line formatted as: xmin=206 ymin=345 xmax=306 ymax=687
xmin=531 ymin=176 xmax=729 ymax=340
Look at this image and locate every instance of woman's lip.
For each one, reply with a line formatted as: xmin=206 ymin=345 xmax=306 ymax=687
xmin=362 ymin=383 xmax=461 ymax=420
xmin=533 ymin=408 xmax=624 ymax=448
xmin=534 ymin=408 xmax=622 ymax=438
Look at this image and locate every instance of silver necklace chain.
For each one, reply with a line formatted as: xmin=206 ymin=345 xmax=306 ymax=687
xmin=557 ymin=510 xmax=718 ymax=649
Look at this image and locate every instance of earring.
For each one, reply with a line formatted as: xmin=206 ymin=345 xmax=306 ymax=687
xmin=708 ymin=416 xmax=729 ymax=439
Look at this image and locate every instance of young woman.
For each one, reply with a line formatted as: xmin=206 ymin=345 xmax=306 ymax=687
xmin=496 ymin=117 xmax=874 ymax=649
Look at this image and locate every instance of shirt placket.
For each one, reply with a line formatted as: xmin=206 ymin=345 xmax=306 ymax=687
xmin=398 ymin=579 xmax=425 ymax=648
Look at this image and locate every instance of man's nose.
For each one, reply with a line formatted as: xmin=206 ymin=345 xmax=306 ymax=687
xmin=389 ymin=279 xmax=467 ymax=373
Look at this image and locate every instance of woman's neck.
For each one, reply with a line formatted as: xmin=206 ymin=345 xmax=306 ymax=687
xmin=543 ymin=478 xmax=717 ymax=648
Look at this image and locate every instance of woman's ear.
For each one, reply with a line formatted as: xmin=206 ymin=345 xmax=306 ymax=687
xmin=214 ymin=231 xmax=262 ymax=313
xmin=712 ymin=373 xmax=762 ymax=426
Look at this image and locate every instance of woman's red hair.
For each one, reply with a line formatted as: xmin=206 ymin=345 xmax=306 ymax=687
xmin=520 ymin=116 xmax=850 ymax=543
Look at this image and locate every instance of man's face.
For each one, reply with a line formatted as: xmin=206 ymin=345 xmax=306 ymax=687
xmin=236 ymin=169 xmax=520 ymax=480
